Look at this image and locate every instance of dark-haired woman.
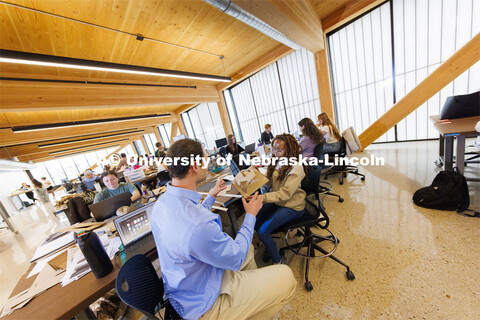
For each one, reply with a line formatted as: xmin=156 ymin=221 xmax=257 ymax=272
xmin=225 ymin=134 xmax=244 ymax=156
xmin=254 ymin=133 xmax=306 ymax=264
xmin=32 ymin=179 xmax=50 ymax=203
xmin=298 ymin=118 xmax=324 ymax=159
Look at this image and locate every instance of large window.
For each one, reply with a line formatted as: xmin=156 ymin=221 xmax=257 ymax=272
xmin=143 ymin=133 xmax=158 ymax=154
xmin=158 ymin=124 xmax=171 ymax=148
xmin=328 ymin=0 xmax=480 ymax=143
xmin=225 ymin=48 xmax=321 ymax=145
xmin=181 ymin=103 xmax=226 ymax=149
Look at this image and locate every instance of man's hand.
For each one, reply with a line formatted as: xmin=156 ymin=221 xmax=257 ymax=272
xmin=209 ymin=178 xmax=227 ymax=198
xmin=242 ymin=192 xmax=263 ymax=217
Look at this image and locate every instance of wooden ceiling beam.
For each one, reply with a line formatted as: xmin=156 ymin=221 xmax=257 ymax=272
xmin=0 ymin=134 xmax=145 ymax=159
xmin=232 ymin=0 xmax=324 ymax=53
xmin=0 ymin=81 xmax=220 ymax=112
xmin=322 ymin=0 xmax=388 ymax=33
xmin=359 ymin=33 xmax=480 ymax=149
xmin=0 ymin=116 xmax=176 ymax=147
xmin=217 ymin=44 xmax=293 ymax=92
xmin=17 ymin=140 xmax=130 ymax=162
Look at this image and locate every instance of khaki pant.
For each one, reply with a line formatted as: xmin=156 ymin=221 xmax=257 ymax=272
xmin=201 ymin=246 xmax=297 ymax=320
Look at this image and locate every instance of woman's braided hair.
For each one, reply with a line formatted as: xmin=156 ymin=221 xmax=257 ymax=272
xmin=267 ymin=133 xmax=307 ymax=182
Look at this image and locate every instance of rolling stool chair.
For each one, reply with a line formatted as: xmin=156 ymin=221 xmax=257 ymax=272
xmin=324 ymin=138 xmax=365 ymax=185
xmin=116 ymin=254 xmax=183 ymax=320
xmin=313 ymin=143 xmax=344 ymax=202
xmin=273 ymin=166 xmax=355 ymax=291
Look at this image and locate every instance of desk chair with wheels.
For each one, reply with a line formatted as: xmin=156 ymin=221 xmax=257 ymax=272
xmin=273 ymin=166 xmax=355 ymax=291
xmin=116 ymin=254 xmax=183 ymax=320
xmin=157 ymin=170 xmax=171 ymax=187
xmin=313 ymin=143 xmax=344 ymax=202
xmin=324 ymin=138 xmax=365 ymax=185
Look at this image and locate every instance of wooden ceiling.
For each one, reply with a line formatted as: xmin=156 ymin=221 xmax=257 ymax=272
xmin=0 ymin=0 xmax=377 ymax=161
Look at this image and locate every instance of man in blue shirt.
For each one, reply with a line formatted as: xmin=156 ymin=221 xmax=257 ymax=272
xmin=151 ymin=139 xmax=296 ymax=320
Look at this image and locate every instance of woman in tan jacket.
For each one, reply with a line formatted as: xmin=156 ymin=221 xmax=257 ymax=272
xmin=255 ymin=133 xmax=307 ymax=264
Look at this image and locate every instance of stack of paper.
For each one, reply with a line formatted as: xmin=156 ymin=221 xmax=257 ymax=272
xmin=30 ymin=231 xmax=76 ymax=263
xmin=61 ymin=235 xmax=122 ymax=286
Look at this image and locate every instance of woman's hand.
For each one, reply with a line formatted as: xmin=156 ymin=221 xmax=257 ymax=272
xmin=209 ymin=178 xmax=227 ymax=198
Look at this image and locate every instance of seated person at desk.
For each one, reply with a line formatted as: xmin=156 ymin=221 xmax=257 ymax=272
xmin=317 ymin=112 xmax=342 ymax=154
xmin=155 ymin=141 xmax=167 ymax=158
xmin=298 ymin=118 xmax=324 ymax=159
xmin=255 ymin=134 xmax=306 ymax=264
xmin=93 ymin=171 xmax=141 ymax=203
xmin=81 ymin=170 xmax=99 ymax=192
xmin=20 ymin=182 xmax=37 ymax=203
xmin=225 ymin=134 xmax=244 ymax=156
xmin=151 ymin=138 xmax=296 ymax=320
xmin=261 ymin=123 xmax=274 ymax=145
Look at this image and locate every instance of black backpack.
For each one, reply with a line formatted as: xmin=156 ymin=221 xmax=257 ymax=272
xmin=413 ymin=169 xmax=470 ymax=212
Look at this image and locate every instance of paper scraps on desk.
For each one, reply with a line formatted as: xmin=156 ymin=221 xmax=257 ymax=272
xmin=233 ymin=167 xmax=269 ymax=197
xmin=30 ymin=231 xmax=76 ymax=263
xmin=223 ymin=174 xmax=235 ymax=182
xmin=61 ymin=235 xmax=121 ymax=287
xmin=27 ymin=249 xmax=67 ymax=278
xmin=60 ymin=221 xmax=105 ymax=233
xmin=0 ymin=265 xmax=65 ymax=317
xmin=152 ymin=186 xmax=167 ymax=196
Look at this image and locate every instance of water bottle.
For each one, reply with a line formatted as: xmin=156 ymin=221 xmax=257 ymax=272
xmin=76 ymin=231 xmax=113 ymax=278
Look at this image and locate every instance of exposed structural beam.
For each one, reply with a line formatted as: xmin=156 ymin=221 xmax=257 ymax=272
xmin=322 ymin=0 xmax=388 ymax=33
xmin=217 ymin=44 xmax=293 ymax=91
xmin=19 ymin=141 xmax=130 ymax=163
xmin=88 ymin=143 xmax=130 ymax=171
xmin=314 ymin=34 xmax=335 ymax=122
xmin=173 ymin=113 xmax=187 ymax=137
xmin=217 ymin=91 xmax=233 ymax=136
xmin=170 ymin=123 xmax=179 ymax=144
xmin=0 ymin=116 xmax=177 ymax=147
xmin=359 ymin=33 xmax=480 ymax=149
xmin=231 ymin=0 xmax=324 ymax=53
xmin=0 ymin=131 xmax=145 ymax=159
xmin=0 ymin=81 xmax=219 ymax=111
xmin=175 ymin=104 xmax=197 ymax=114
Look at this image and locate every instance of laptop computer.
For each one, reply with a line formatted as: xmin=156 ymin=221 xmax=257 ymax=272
xmin=114 ymin=202 xmax=156 ymax=259
xmin=245 ymin=143 xmax=256 ymax=154
xmin=88 ymin=192 xmax=132 ymax=222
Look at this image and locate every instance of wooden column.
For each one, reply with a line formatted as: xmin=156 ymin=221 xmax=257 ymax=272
xmin=359 ymin=33 xmax=480 ymax=149
xmin=170 ymin=123 xmax=179 ymax=143
xmin=217 ymin=91 xmax=233 ymax=136
xmin=140 ymin=136 xmax=149 ymax=155
xmin=174 ymin=113 xmax=187 ymax=136
xmin=130 ymin=142 xmax=139 ymax=156
xmin=314 ymin=34 xmax=335 ymax=122
xmin=153 ymin=126 xmax=162 ymax=144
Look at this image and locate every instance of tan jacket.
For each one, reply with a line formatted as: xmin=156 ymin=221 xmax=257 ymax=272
xmin=262 ymin=164 xmax=306 ymax=211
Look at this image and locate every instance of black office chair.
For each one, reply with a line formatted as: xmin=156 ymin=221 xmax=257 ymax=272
xmin=157 ymin=170 xmax=171 ymax=187
xmin=313 ymin=143 xmax=344 ymax=202
xmin=116 ymin=254 xmax=183 ymax=320
xmin=323 ymin=137 xmax=365 ymax=185
xmin=273 ymin=166 xmax=355 ymax=291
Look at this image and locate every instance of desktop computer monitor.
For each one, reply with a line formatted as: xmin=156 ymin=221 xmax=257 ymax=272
xmin=215 ymin=138 xmax=228 ymax=148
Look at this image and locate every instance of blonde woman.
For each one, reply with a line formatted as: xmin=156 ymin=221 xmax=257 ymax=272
xmin=317 ymin=112 xmax=342 ymax=154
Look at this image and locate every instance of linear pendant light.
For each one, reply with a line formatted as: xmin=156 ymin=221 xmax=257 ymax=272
xmin=38 ymin=130 xmax=145 ymax=148
xmin=54 ymin=145 xmax=121 ymax=158
xmin=0 ymin=50 xmax=231 ymax=82
xmin=12 ymin=114 xmax=169 ymax=133
xmin=49 ymin=139 xmax=129 ymax=155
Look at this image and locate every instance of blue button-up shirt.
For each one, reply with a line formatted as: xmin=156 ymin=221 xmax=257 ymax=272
xmin=151 ymin=184 xmax=256 ymax=320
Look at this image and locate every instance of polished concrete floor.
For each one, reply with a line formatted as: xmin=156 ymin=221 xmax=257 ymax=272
xmin=1 ymin=140 xmax=479 ymax=319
